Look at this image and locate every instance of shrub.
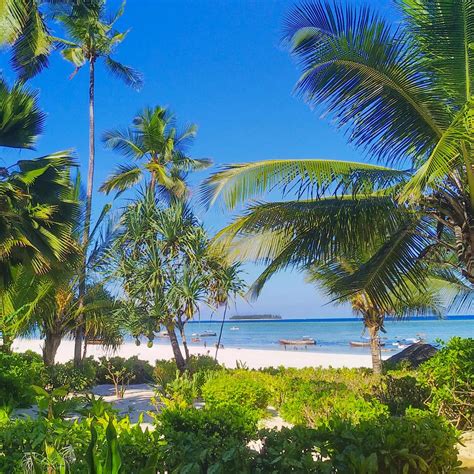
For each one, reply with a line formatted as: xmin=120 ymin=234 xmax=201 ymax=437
xmin=419 ymin=337 xmax=474 ymax=429
xmin=253 ymin=410 xmax=460 ymax=473
xmin=153 ymin=359 xmax=179 ymax=389
xmin=95 ymin=356 xmax=153 ymax=385
xmin=374 ymin=373 xmax=429 ymax=416
xmin=201 ymin=370 xmax=271 ymax=416
xmin=279 ymin=379 xmax=388 ymax=427
xmin=157 ymin=404 xmax=257 ymax=472
xmin=46 ymin=357 xmax=98 ymax=392
xmin=0 ymin=351 xmax=46 ymax=407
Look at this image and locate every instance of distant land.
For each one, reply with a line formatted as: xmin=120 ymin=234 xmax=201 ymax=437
xmin=230 ymin=314 xmax=282 ymax=320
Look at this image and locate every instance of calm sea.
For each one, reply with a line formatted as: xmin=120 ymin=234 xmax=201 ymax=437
xmin=159 ymin=316 xmax=474 ymax=355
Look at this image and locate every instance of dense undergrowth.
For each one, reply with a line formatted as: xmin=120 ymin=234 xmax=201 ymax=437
xmin=0 ymin=337 xmax=472 ymax=473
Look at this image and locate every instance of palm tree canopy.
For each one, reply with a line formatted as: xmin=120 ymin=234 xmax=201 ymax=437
xmin=0 ymin=79 xmax=45 ymax=149
xmin=54 ymin=0 xmax=142 ymax=88
xmin=101 ymin=106 xmax=211 ymax=198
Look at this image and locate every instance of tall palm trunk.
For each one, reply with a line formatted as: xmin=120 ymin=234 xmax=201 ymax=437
xmin=74 ymin=58 xmax=95 ymax=366
xmin=43 ymin=331 xmax=62 ymax=366
xmin=368 ymin=325 xmax=382 ymax=374
xmin=166 ymin=323 xmax=186 ymax=372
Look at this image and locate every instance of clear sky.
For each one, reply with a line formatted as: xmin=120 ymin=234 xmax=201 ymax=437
xmin=0 ymin=0 xmax=401 ymax=319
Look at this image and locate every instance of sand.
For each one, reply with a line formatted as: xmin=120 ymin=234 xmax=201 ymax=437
xmin=12 ymin=338 xmax=377 ymax=369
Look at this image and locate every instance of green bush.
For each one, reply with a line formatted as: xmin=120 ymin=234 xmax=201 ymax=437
xmin=278 ymin=379 xmax=388 ymax=427
xmin=95 ymin=356 xmax=153 ymax=384
xmin=46 ymin=357 xmax=98 ymax=392
xmin=157 ymin=404 xmax=257 ymax=472
xmin=0 ymin=351 xmax=46 ymax=407
xmin=153 ymin=358 xmax=179 ymax=389
xmin=419 ymin=337 xmax=474 ymax=429
xmin=254 ymin=410 xmax=460 ymax=473
xmin=374 ymin=373 xmax=429 ymax=416
xmin=201 ymin=370 xmax=272 ymax=416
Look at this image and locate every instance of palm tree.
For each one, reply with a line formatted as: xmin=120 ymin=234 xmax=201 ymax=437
xmin=0 ymin=80 xmax=78 ymax=290
xmin=306 ymin=257 xmax=445 ymax=373
xmin=201 ymin=0 xmax=474 ymax=311
xmin=52 ymin=0 xmax=142 ymax=364
xmin=101 ymin=106 xmax=211 ymax=199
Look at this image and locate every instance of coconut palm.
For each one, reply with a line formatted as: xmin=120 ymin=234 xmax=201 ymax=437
xmin=306 ymin=257 xmax=448 ymax=373
xmin=51 ymin=0 xmax=142 ymax=364
xmin=101 ymin=106 xmax=211 ymax=199
xmin=201 ymin=0 xmax=474 ymax=311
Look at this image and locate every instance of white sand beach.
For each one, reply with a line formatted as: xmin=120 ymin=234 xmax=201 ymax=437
xmin=12 ymin=338 xmax=378 ymax=369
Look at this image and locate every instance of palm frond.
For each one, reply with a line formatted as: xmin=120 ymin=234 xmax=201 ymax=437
xmin=99 ymin=164 xmax=142 ymax=194
xmin=105 ymin=56 xmax=143 ymax=90
xmin=201 ymin=159 xmax=406 ymax=209
xmin=284 ymin=1 xmax=450 ymax=164
xmin=0 ymin=80 xmax=45 ymax=149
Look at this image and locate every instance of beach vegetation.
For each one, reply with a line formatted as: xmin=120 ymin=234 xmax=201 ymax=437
xmin=201 ymin=370 xmax=273 ymax=418
xmin=419 ymin=337 xmax=474 ymax=429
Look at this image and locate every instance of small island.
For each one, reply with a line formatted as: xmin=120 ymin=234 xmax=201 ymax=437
xmin=230 ymin=314 xmax=282 ymax=320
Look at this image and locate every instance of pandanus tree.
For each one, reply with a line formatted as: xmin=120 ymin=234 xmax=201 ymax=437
xmin=52 ymin=0 xmax=142 ymax=364
xmin=109 ymin=190 xmax=243 ymax=372
xmin=101 ymin=106 xmax=211 ymax=199
xmin=201 ymin=0 xmax=474 ymax=311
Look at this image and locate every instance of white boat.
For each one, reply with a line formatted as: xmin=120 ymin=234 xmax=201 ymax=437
xmin=230 ymin=326 xmax=239 ymax=331
xmin=200 ymin=330 xmax=217 ymax=337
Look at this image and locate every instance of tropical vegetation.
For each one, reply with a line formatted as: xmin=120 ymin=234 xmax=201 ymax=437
xmin=1 ymin=0 xmax=474 ymax=471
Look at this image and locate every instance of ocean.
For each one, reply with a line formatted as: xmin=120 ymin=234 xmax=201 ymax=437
xmin=160 ymin=316 xmax=474 ymax=355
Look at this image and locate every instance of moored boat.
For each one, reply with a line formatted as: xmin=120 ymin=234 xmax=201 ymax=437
xmin=279 ymin=338 xmax=316 ymax=345
xmin=350 ymin=341 xmax=386 ymax=347
xmin=200 ymin=330 xmax=217 ymax=337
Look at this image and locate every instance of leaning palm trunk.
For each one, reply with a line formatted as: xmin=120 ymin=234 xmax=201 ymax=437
xmin=74 ymin=59 xmax=96 ymax=366
xmin=166 ymin=324 xmax=186 ymax=372
xmin=367 ymin=325 xmax=382 ymax=375
xmin=43 ymin=331 xmax=62 ymax=366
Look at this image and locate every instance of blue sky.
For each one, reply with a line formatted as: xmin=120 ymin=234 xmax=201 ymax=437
xmin=1 ymin=0 xmax=401 ymax=319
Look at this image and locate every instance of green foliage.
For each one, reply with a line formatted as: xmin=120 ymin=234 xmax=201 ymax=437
xmin=201 ymin=370 xmax=272 ymax=417
xmin=95 ymin=356 xmax=152 ymax=385
xmin=157 ymin=404 xmax=257 ymax=473
xmin=374 ymin=373 xmax=430 ymax=416
xmin=153 ymin=358 xmax=179 ymax=389
xmin=0 ymin=351 xmax=46 ymax=407
xmin=46 ymin=358 xmax=98 ymax=392
xmin=254 ymin=410 xmax=460 ymax=473
xmin=279 ymin=379 xmax=388 ymax=428
xmin=419 ymin=337 xmax=474 ymax=429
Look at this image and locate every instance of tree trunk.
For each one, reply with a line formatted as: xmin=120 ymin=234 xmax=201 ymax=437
xmin=74 ymin=59 xmax=96 ymax=366
xmin=215 ymin=304 xmax=227 ymax=361
xmin=0 ymin=332 xmax=13 ymax=354
xmin=166 ymin=324 xmax=186 ymax=372
xmin=43 ymin=332 xmax=62 ymax=366
xmin=368 ymin=325 xmax=382 ymax=374
xmin=176 ymin=316 xmax=190 ymax=362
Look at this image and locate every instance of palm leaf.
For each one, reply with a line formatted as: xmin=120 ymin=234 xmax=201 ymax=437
xmin=100 ymin=164 xmax=142 ymax=194
xmin=201 ymin=159 xmax=406 ymax=209
xmin=105 ymin=56 xmax=143 ymax=90
xmin=284 ymin=1 xmax=450 ymax=164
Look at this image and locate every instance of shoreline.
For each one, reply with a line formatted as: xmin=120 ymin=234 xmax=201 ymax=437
xmin=12 ymin=338 xmax=382 ymax=369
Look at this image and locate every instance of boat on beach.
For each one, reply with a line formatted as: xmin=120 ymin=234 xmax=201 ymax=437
xmin=350 ymin=341 xmax=386 ymax=347
xmin=279 ymin=338 xmax=316 ymax=346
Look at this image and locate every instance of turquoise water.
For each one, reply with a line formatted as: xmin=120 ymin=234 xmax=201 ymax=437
xmin=157 ymin=316 xmax=474 ymax=355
